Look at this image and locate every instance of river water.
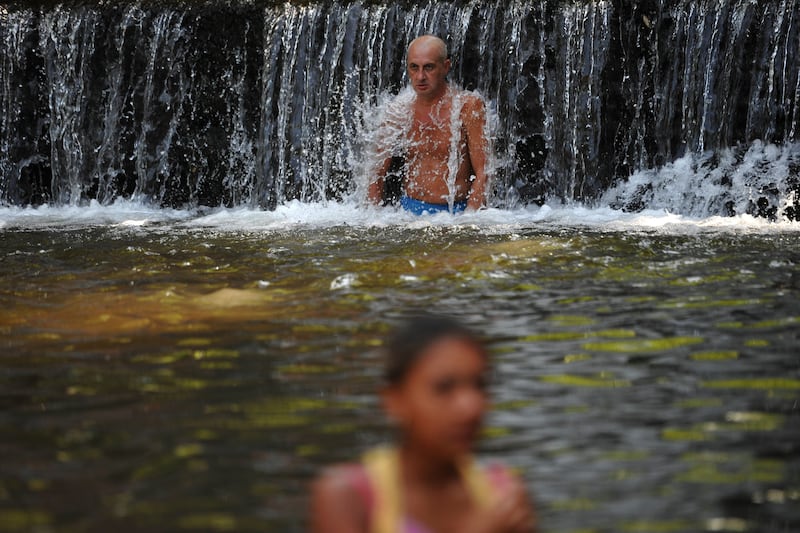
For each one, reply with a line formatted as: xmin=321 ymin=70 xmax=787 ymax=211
xmin=1 ymin=203 xmax=798 ymax=532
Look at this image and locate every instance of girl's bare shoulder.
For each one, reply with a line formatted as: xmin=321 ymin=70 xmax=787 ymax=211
xmin=310 ymin=463 xmax=371 ymax=533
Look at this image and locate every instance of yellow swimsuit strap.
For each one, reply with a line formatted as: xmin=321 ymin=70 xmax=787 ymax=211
xmin=362 ymin=446 xmax=493 ymax=533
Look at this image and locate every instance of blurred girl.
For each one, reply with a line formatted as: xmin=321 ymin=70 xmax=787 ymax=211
xmin=311 ymin=316 xmax=536 ymax=533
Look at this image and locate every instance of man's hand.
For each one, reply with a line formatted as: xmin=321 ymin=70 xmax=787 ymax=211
xmin=366 ymin=155 xmax=394 ymax=205
xmin=367 ymin=176 xmax=384 ymax=205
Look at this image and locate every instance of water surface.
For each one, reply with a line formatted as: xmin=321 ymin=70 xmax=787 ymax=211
xmin=1 ymin=204 xmax=798 ymax=532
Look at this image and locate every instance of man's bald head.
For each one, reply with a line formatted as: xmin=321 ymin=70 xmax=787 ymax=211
xmin=407 ymin=35 xmax=448 ymax=63
xmin=406 ymin=35 xmax=451 ymax=100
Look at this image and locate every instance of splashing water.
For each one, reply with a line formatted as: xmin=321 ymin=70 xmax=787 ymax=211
xmin=603 ymin=141 xmax=800 ymax=221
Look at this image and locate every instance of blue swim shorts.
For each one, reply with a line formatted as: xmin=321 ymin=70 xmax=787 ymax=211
xmin=400 ymin=196 xmax=468 ymax=215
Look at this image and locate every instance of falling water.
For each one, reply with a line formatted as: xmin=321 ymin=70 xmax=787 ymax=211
xmin=0 ymin=0 xmax=798 ymax=217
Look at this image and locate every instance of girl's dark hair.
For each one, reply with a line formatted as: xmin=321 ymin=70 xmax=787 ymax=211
xmin=384 ymin=315 xmax=484 ymax=385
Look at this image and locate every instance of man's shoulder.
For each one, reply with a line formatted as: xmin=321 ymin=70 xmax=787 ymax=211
xmin=457 ymin=90 xmax=486 ymax=113
xmin=459 ymin=90 xmax=484 ymax=102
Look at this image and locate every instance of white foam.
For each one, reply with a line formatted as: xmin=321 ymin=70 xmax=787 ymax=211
xmin=0 ymin=199 xmax=193 ymax=230
xmin=330 ymin=273 xmax=358 ymax=290
xmin=1 ymin=198 xmax=797 ymax=235
xmin=601 ymin=141 xmax=800 ymax=222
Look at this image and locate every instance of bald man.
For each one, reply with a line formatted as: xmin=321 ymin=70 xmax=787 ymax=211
xmin=367 ymin=35 xmax=491 ymax=214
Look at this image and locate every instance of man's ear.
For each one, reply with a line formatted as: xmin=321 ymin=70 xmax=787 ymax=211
xmin=444 ymin=58 xmax=452 ymax=74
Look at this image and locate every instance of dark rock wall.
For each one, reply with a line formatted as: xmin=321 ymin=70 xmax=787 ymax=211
xmin=0 ymin=0 xmax=798 ymax=209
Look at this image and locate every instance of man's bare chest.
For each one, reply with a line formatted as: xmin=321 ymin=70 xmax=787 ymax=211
xmin=407 ymin=108 xmax=463 ymax=157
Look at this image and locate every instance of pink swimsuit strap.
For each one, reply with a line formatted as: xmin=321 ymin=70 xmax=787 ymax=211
xmin=403 ymin=518 xmax=433 ymax=533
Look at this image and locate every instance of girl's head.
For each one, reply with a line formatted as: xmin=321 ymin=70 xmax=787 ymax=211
xmin=382 ymin=316 xmax=489 ymax=459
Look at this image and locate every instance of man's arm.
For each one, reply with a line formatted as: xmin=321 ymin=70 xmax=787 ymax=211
xmin=463 ymin=95 xmax=491 ymax=210
xmin=367 ymin=99 xmax=409 ymax=206
xmin=367 ymin=156 xmax=393 ymax=205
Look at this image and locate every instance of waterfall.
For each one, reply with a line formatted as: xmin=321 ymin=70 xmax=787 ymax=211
xmin=1 ymin=0 xmax=798 ymax=218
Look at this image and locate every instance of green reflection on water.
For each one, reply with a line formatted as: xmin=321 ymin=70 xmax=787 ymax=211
xmin=582 ymin=336 xmax=704 ymax=353
xmin=522 ymin=329 xmax=636 ymax=342
xmin=275 ymin=364 xmax=340 ymax=375
xmin=550 ymin=497 xmax=598 ymax=511
xmin=295 ymin=444 xmax=321 ymax=457
xmin=662 ymin=411 xmax=784 ymax=442
xmin=660 ymin=298 xmax=767 ymax=309
xmin=481 ymin=426 xmax=512 ymax=439
xmin=620 ymin=519 xmax=698 ymax=532
xmin=542 ymin=374 xmax=631 ymax=388
xmin=662 ymin=428 xmax=709 ymax=442
xmin=178 ymin=337 xmax=213 ymax=346
xmin=0 ymin=510 xmax=51 ymax=531
xmin=744 ymin=338 xmax=770 ymax=347
xmin=705 ymin=518 xmax=748 ymax=532
xmin=513 ymin=283 xmax=543 ymax=291
xmin=674 ymin=397 xmax=724 ymax=408
xmin=563 ymin=353 xmax=593 ymax=363
xmin=523 ymin=332 xmax=592 ymax=342
xmin=493 ymin=399 xmax=537 ymax=410
xmin=321 ymin=423 xmax=358 ymax=434
xmin=174 ymin=443 xmax=205 ymax=459
xmin=677 ymin=453 xmax=784 ymax=484
xmin=689 ymin=350 xmax=738 ymax=361
xmin=547 ymin=314 xmax=597 ymax=326
xmin=200 ymin=396 xmax=361 ymax=433
xmin=701 ymin=378 xmax=800 ymax=390
xmin=752 ymin=316 xmax=800 ymax=328
xmin=132 ymin=348 xmax=239 ymax=365
xmin=178 ymin=513 xmax=238 ymax=531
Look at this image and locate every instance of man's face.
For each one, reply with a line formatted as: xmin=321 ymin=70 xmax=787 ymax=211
xmin=407 ymin=43 xmax=451 ymax=99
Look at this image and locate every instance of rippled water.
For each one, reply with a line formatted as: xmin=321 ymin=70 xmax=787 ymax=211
xmin=1 ymin=204 xmax=798 ymax=532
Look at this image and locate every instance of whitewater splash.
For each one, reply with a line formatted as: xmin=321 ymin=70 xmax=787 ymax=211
xmin=2 ymin=200 xmax=799 ymax=235
xmin=603 ymin=141 xmax=800 ymax=221
xmin=2 ymin=138 xmax=799 ymax=228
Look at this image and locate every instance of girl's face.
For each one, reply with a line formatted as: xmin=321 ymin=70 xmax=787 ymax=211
xmin=384 ymin=335 xmax=489 ymax=459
